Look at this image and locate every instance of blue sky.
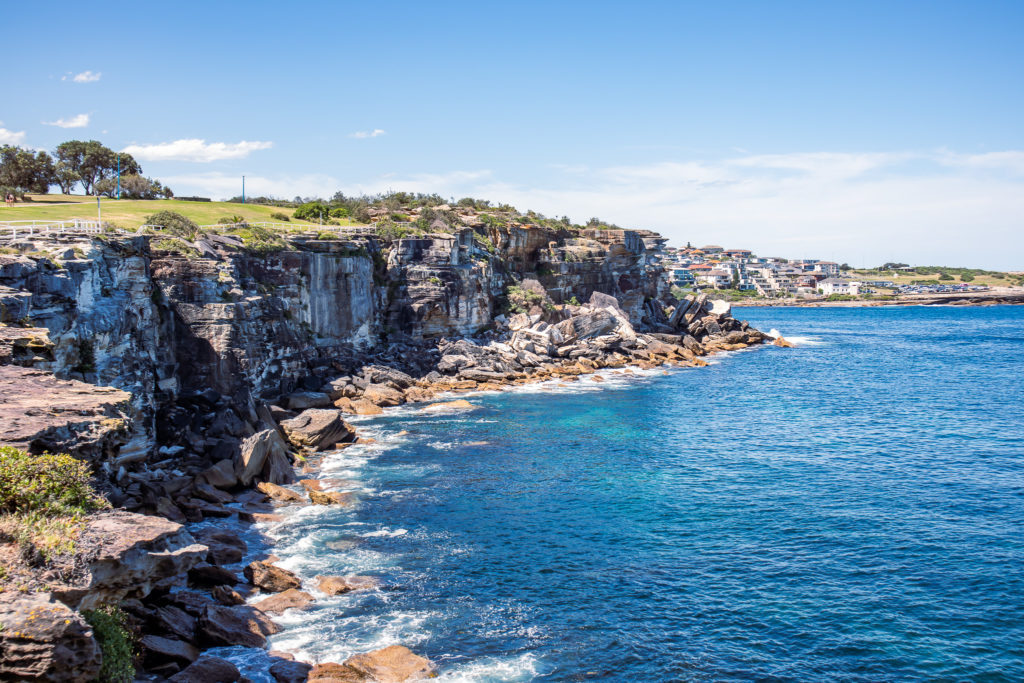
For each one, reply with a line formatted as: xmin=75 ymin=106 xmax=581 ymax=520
xmin=4 ymin=1 xmax=1023 ymax=268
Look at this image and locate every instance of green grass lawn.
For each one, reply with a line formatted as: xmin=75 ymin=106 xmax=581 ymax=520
xmin=850 ymin=269 xmax=1018 ymax=288
xmin=0 ymin=195 xmax=357 ymax=230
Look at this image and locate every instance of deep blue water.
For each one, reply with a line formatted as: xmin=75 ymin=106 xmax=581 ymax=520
xmin=251 ymin=306 xmax=1024 ymax=681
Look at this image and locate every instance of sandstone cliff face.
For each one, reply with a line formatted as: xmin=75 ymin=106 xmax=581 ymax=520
xmin=0 ymin=225 xmax=669 ymax=474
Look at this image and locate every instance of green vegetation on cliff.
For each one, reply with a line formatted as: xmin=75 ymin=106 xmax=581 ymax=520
xmin=0 ymin=445 xmax=108 ymax=566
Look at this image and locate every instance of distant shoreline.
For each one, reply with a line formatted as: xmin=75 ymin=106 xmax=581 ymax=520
xmin=732 ymin=289 xmax=1024 ymax=308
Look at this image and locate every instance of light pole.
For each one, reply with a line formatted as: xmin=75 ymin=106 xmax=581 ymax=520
xmin=242 ymin=176 xmax=245 ymax=204
xmin=97 ymin=196 xmax=101 ymax=226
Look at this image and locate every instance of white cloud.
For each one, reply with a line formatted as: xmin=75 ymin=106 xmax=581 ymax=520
xmin=69 ymin=70 xmax=101 ymax=83
xmin=120 ymin=139 xmax=273 ymax=162
xmin=43 ymin=113 xmax=90 ymax=129
xmin=0 ymin=123 xmax=26 ymax=145
xmin=350 ymin=129 xmax=386 ymax=139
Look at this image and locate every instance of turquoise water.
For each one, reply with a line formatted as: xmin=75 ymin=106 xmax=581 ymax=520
xmin=252 ymin=306 xmax=1024 ymax=681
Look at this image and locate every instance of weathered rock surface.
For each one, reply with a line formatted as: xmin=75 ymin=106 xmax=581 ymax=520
xmin=237 ymin=429 xmax=295 ymax=486
xmin=198 ymin=604 xmax=280 ymax=648
xmin=316 ymin=575 xmax=379 ymax=595
xmin=254 ymin=588 xmax=314 ymax=615
xmin=0 ymin=592 xmax=101 ymax=682
xmin=270 ymin=658 xmax=314 ymax=683
xmin=140 ymin=633 xmax=201 ymax=668
xmin=244 ymin=560 xmax=302 ymax=592
xmin=309 ymin=489 xmax=355 ymax=506
xmin=280 ymin=408 xmax=355 ymax=451
xmin=0 ymin=364 xmax=130 ymax=460
xmin=53 ymin=511 xmax=207 ymax=611
xmin=195 ymin=528 xmax=248 ymax=566
xmin=346 ymin=645 xmax=435 ymax=682
xmin=168 ymin=655 xmax=242 ymax=682
xmin=257 ymin=481 xmax=305 ymax=502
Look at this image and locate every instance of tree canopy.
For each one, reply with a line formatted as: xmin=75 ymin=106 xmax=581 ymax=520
xmin=54 ymin=140 xmax=142 ymax=195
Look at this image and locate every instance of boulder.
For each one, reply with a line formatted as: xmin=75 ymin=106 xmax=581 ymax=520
xmin=316 ymin=575 xmax=379 ymax=596
xmin=211 ymin=585 xmax=246 ymax=606
xmin=193 ymin=481 xmax=234 ymax=505
xmin=0 ymin=592 xmax=101 ymax=682
xmin=420 ymin=399 xmax=477 ymax=413
xmin=309 ymin=489 xmax=355 ymax=506
xmin=280 ymin=409 xmax=356 ymax=451
xmin=362 ymin=365 xmax=415 ymax=389
xmin=361 ymin=383 xmax=405 ymax=407
xmin=169 ymin=656 xmax=241 ymax=683
xmin=244 ymin=560 xmax=301 ymax=592
xmin=345 ymin=645 xmax=435 ymax=682
xmin=708 ymin=299 xmax=732 ymax=318
xmin=308 ymin=662 xmax=365 ymax=682
xmin=253 ymin=588 xmax=314 ymax=615
xmin=270 ymin=658 xmax=313 ymax=683
xmin=187 ymin=563 xmax=239 ymax=587
xmin=195 ymin=529 xmax=248 ymax=566
xmin=256 ymin=481 xmax=305 ymax=503
xmin=286 ymin=391 xmax=333 ymax=410
xmin=140 ymin=634 xmax=200 ymax=669
xmin=773 ymin=336 xmax=796 ymax=348
xmin=199 ymin=458 xmax=238 ymax=489
xmin=198 ymin=604 xmax=280 ymax=648
xmin=150 ymin=604 xmax=196 ymax=642
xmin=52 ymin=511 xmax=207 ymax=611
xmin=237 ymin=429 xmax=294 ymax=486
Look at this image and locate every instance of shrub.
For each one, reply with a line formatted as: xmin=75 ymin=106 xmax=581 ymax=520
xmin=938 ymin=273 xmax=953 ymax=281
xmin=293 ymin=201 xmax=330 ymax=222
xmin=144 ymin=211 xmax=199 ymax=240
xmin=0 ymin=446 xmax=107 ymax=517
xmin=270 ymin=212 xmax=290 ymax=222
xmin=150 ymin=238 xmax=200 ymax=258
xmin=83 ymin=605 xmax=135 ymax=683
xmin=329 ymin=207 xmax=349 ymax=218
xmin=217 ymin=215 xmax=246 ymax=225
xmin=960 ymin=273 xmax=975 ymax=282
xmin=226 ymin=225 xmax=289 ymax=255
xmin=506 ymin=284 xmax=545 ymax=313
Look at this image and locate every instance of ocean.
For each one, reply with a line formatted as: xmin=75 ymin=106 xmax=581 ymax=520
xmin=214 ymin=305 xmax=1024 ymax=681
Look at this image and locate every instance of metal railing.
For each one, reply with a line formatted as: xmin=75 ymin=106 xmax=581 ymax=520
xmin=0 ymin=219 xmax=380 ymax=241
xmin=0 ymin=219 xmax=104 ymax=238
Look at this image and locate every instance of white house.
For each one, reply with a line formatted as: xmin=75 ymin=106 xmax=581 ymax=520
xmin=819 ymin=278 xmax=860 ymax=296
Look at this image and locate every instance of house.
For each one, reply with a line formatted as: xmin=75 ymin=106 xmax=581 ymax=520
xmin=699 ymin=245 xmax=724 ymax=255
xmin=813 ymin=261 xmax=840 ymax=277
xmin=818 ymin=278 xmax=860 ymax=296
xmin=697 ymin=269 xmax=732 ymax=289
xmin=671 ymin=268 xmax=695 ymax=286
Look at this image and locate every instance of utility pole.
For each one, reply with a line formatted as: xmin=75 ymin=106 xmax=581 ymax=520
xmin=242 ymin=176 xmax=245 ymax=204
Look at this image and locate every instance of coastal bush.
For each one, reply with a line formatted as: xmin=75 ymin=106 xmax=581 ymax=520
xmin=217 ymin=215 xmax=246 ymax=225
xmin=0 ymin=446 xmax=108 ymax=563
xmin=329 ymin=207 xmax=350 ymax=219
xmin=506 ymin=284 xmax=545 ymax=313
xmin=960 ymin=273 xmax=975 ymax=282
xmin=0 ymin=446 xmax=107 ymax=517
xmin=150 ymin=238 xmax=201 ymax=258
xmin=293 ymin=201 xmax=330 ymax=222
xmin=938 ymin=273 xmax=953 ymax=281
xmin=226 ymin=225 xmax=289 ymax=255
xmin=82 ymin=605 xmax=136 ymax=683
xmin=144 ymin=211 xmax=199 ymax=240
xmin=270 ymin=211 xmax=291 ymax=222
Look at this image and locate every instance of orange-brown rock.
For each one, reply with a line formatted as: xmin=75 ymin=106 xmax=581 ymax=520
xmin=256 ymin=482 xmax=305 ymax=503
xmin=243 ymin=561 xmax=301 ymax=593
xmin=420 ymin=399 xmax=477 ymax=413
xmin=344 ymin=645 xmax=435 ymax=682
xmin=309 ymin=490 xmax=355 ymax=506
xmin=316 ymin=574 xmax=379 ymax=595
xmin=253 ymin=588 xmax=314 ymax=615
xmin=773 ymin=336 xmax=796 ymax=348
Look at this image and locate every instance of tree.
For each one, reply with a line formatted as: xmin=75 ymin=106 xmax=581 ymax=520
xmin=95 ymin=174 xmax=172 ymax=199
xmin=144 ymin=211 xmax=199 ymax=239
xmin=0 ymin=145 xmax=56 ymax=193
xmin=54 ymin=141 xmax=142 ymax=195
xmin=53 ymin=161 xmax=81 ymax=194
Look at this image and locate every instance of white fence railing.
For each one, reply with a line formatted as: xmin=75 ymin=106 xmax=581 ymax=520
xmin=0 ymin=219 xmax=104 ymax=238
xmin=0 ymin=219 xmax=379 ymax=240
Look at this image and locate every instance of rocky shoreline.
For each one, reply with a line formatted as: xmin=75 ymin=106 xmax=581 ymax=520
xmin=0 ymin=217 xmax=783 ymax=681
